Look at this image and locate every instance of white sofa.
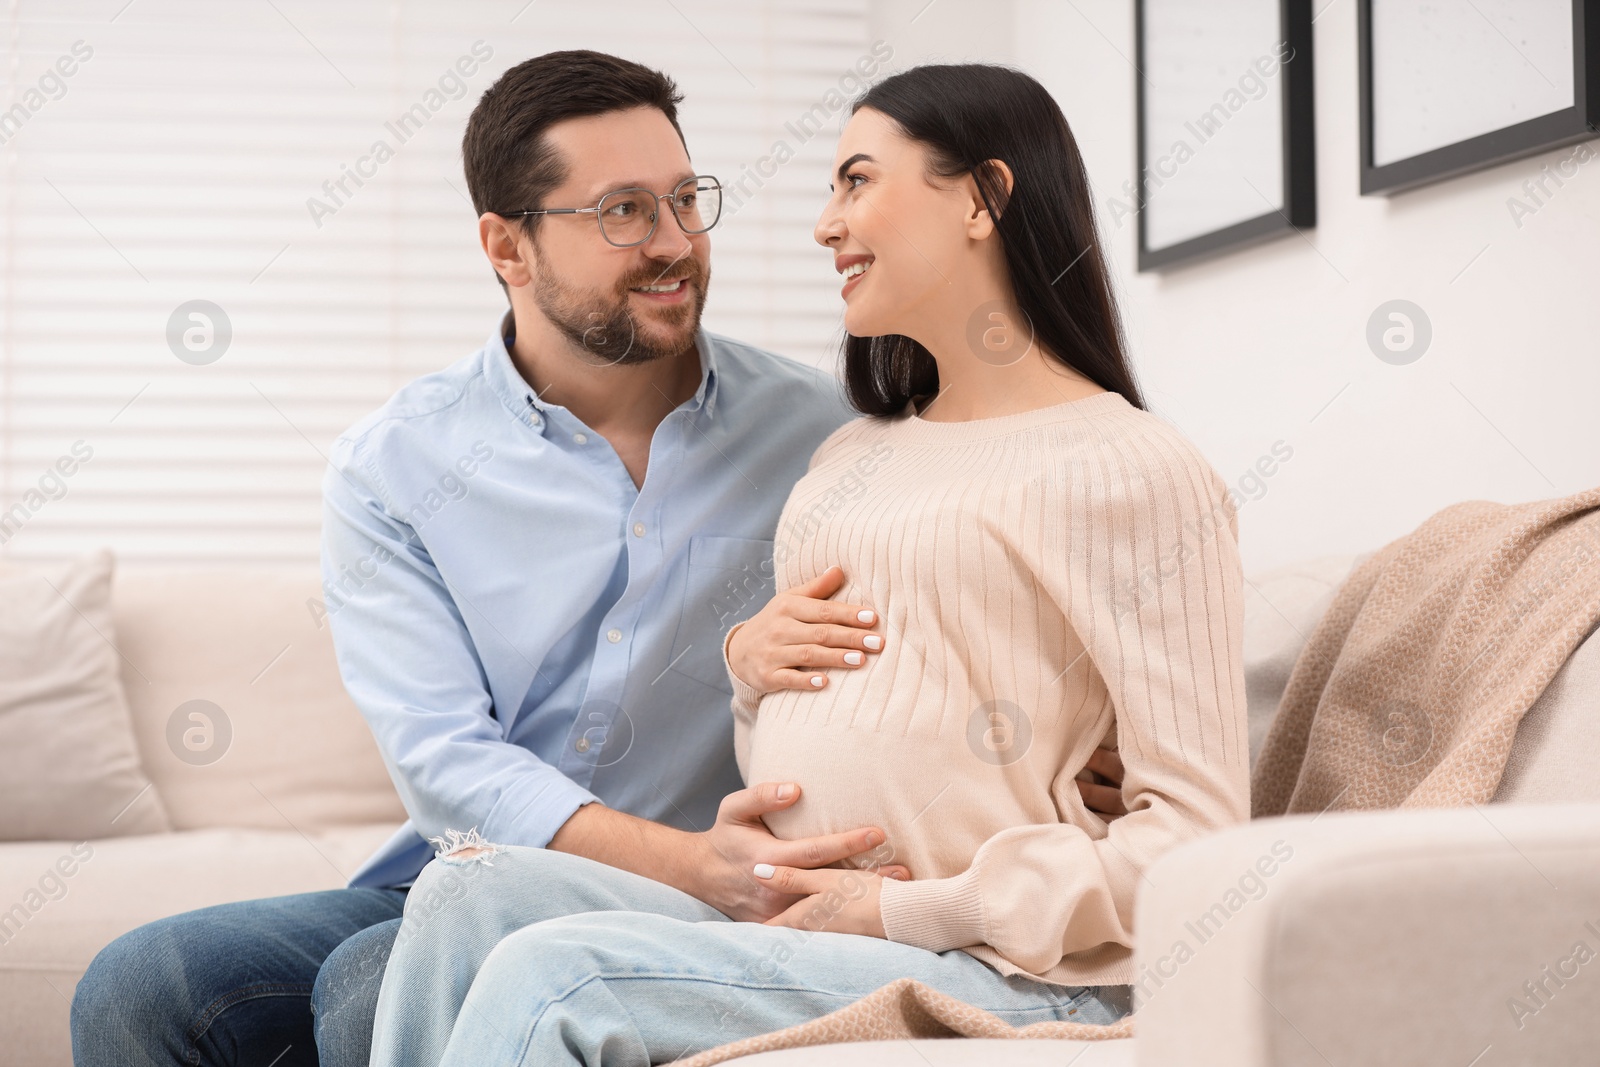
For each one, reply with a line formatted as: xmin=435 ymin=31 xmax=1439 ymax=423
xmin=3 ymin=554 xmax=1596 ymax=1066
xmin=0 ymin=567 xmax=406 ymax=1067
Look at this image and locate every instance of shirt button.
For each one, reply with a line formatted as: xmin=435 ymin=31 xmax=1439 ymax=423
xmin=575 ymin=737 xmax=591 ymax=753
xmin=606 ymin=628 xmax=622 ymax=643
xmin=632 ymin=522 xmax=646 ymax=537
xmin=573 ymin=432 xmax=588 ymax=444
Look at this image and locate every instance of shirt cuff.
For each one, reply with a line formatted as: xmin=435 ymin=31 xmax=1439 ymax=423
xmin=488 ymin=772 xmax=600 ymax=850
xmin=878 ymin=865 xmax=988 ymax=954
xmin=721 ymin=620 xmax=763 ymax=714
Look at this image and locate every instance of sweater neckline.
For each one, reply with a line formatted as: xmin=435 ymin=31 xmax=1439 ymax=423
xmin=891 ymin=388 xmax=1131 ymax=443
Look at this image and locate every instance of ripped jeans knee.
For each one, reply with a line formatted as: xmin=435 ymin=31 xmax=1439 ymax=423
xmin=427 ymin=827 xmax=505 ymax=866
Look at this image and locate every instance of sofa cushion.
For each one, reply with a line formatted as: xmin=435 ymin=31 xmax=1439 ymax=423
xmin=111 ymin=567 xmax=406 ymax=832
xmin=1492 ymin=618 xmax=1600 ymax=802
xmin=1241 ymin=553 xmax=1367 ymax=768
xmin=0 ymin=822 xmax=401 ymax=1067
xmin=1135 ymin=804 xmax=1600 ymax=1067
xmin=1239 ymin=551 xmax=1600 ymax=801
xmin=0 ymin=552 xmax=171 ymax=840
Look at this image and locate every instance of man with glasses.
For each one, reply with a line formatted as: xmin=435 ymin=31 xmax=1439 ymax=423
xmin=68 ymin=49 xmax=873 ymax=1067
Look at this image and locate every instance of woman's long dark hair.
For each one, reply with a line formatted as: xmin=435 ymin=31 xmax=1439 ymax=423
xmin=841 ymin=64 xmax=1145 ymax=415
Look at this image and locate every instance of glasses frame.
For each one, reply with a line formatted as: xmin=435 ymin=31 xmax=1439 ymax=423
xmin=501 ymin=174 xmax=723 ymax=248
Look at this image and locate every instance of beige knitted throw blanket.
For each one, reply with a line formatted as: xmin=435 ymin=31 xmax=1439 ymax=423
xmin=1254 ymin=485 xmax=1600 ymax=815
xmin=668 ymin=978 xmax=1133 ymax=1066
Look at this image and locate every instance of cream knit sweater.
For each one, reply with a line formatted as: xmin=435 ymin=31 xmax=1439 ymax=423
xmin=722 ymin=390 xmax=1250 ymax=988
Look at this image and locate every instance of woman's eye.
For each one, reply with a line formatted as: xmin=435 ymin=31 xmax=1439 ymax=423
xmin=846 ymin=173 xmax=867 ymax=188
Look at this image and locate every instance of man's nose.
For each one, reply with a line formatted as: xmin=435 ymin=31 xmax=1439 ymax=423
xmin=641 ymin=200 xmax=695 ymax=262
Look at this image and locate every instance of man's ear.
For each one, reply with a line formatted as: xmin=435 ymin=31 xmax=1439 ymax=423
xmin=963 ymin=158 xmax=1015 ymax=240
xmin=480 ymin=213 xmax=533 ymax=288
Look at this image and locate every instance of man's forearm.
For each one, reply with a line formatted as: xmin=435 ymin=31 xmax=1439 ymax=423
xmin=546 ymin=800 xmax=706 ymax=899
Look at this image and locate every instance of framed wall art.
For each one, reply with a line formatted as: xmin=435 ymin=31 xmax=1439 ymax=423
xmin=1134 ymin=0 xmax=1316 ymax=271
xmin=1360 ymin=0 xmax=1600 ymax=195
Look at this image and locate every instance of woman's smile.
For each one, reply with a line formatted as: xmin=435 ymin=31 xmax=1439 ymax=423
xmin=836 ymin=254 xmax=874 ymax=299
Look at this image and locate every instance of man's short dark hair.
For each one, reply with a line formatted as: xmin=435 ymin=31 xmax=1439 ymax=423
xmin=462 ymin=50 xmax=686 ymax=291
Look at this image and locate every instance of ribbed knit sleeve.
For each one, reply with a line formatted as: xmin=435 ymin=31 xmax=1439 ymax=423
xmin=877 ymin=426 xmax=1250 ymax=978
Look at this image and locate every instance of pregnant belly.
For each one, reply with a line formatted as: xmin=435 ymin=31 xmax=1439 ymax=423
xmin=745 ymin=703 xmax=1052 ymax=881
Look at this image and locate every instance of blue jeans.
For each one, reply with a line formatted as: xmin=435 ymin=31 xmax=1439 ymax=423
xmin=70 ymin=886 xmax=407 ymax=1067
xmin=369 ymin=846 xmax=1132 ymax=1067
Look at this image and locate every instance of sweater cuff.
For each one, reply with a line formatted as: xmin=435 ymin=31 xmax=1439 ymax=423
xmin=878 ymin=866 xmax=988 ymax=954
xmin=721 ymin=621 xmax=763 ymax=715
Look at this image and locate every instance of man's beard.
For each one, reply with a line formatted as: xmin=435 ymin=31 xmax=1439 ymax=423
xmin=533 ymin=250 xmax=710 ymax=367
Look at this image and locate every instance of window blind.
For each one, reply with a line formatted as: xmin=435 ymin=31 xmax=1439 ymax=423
xmin=1 ymin=0 xmax=875 ymax=564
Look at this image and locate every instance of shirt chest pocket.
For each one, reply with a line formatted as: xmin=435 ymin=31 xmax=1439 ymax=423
xmin=667 ymin=534 xmax=776 ymax=692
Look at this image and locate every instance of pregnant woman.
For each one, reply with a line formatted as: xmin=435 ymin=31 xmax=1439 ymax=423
xmin=368 ymin=62 xmax=1248 ymax=1067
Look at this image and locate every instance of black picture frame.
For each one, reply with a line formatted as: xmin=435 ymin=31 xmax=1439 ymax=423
xmin=1135 ymin=0 xmax=1316 ymax=273
xmin=1359 ymin=0 xmax=1600 ymax=196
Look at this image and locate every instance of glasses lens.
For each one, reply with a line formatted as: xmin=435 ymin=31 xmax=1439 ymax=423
xmin=671 ymin=177 xmax=721 ymax=234
xmin=598 ymin=189 xmax=657 ymax=246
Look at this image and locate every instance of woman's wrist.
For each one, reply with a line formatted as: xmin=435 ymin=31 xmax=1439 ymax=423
xmin=724 ymin=620 xmax=755 ymax=689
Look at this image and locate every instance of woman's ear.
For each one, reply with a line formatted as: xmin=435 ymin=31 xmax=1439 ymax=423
xmin=963 ymin=158 xmax=1015 ymax=240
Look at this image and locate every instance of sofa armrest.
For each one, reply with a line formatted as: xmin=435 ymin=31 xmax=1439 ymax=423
xmin=1132 ymin=804 xmax=1600 ymax=1067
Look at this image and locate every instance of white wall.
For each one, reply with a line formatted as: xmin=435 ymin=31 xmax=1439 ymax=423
xmin=869 ymin=0 xmax=1014 ymax=65
xmin=876 ymin=0 xmax=1600 ymax=574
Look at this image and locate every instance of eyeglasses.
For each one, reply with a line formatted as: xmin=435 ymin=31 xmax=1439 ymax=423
xmin=502 ymin=175 xmax=723 ymax=248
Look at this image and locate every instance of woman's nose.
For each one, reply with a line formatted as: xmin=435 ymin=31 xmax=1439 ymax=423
xmin=814 ymin=206 xmax=845 ymax=247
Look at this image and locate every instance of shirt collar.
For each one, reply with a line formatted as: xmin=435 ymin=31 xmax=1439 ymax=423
xmin=484 ymin=310 xmax=720 ymax=424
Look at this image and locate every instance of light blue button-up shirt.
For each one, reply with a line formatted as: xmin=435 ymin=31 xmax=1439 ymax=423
xmin=322 ymin=314 xmax=854 ymax=889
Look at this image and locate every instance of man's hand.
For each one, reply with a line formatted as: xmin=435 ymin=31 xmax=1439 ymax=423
xmin=727 ymin=566 xmax=884 ymax=694
xmin=547 ymin=784 xmax=909 ymax=923
xmin=687 ymin=782 xmax=909 ymax=923
xmin=756 ymin=864 xmax=888 ymax=938
xmin=1076 ymin=746 xmax=1127 ymax=819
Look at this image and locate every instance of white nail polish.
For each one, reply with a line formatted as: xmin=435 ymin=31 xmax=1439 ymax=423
xmin=753 ymin=863 xmax=776 ymax=878
xmin=844 ymin=651 xmax=863 ymax=665
xmin=857 ymin=610 xmax=875 ymax=623
xmin=863 ymin=635 xmax=882 ymax=650
xmin=810 ymin=675 xmax=825 ymax=687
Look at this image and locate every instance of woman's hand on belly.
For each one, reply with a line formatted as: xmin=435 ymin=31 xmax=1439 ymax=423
xmin=728 ymin=565 xmax=885 ymax=693
xmin=753 ymin=863 xmax=903 ymax=939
